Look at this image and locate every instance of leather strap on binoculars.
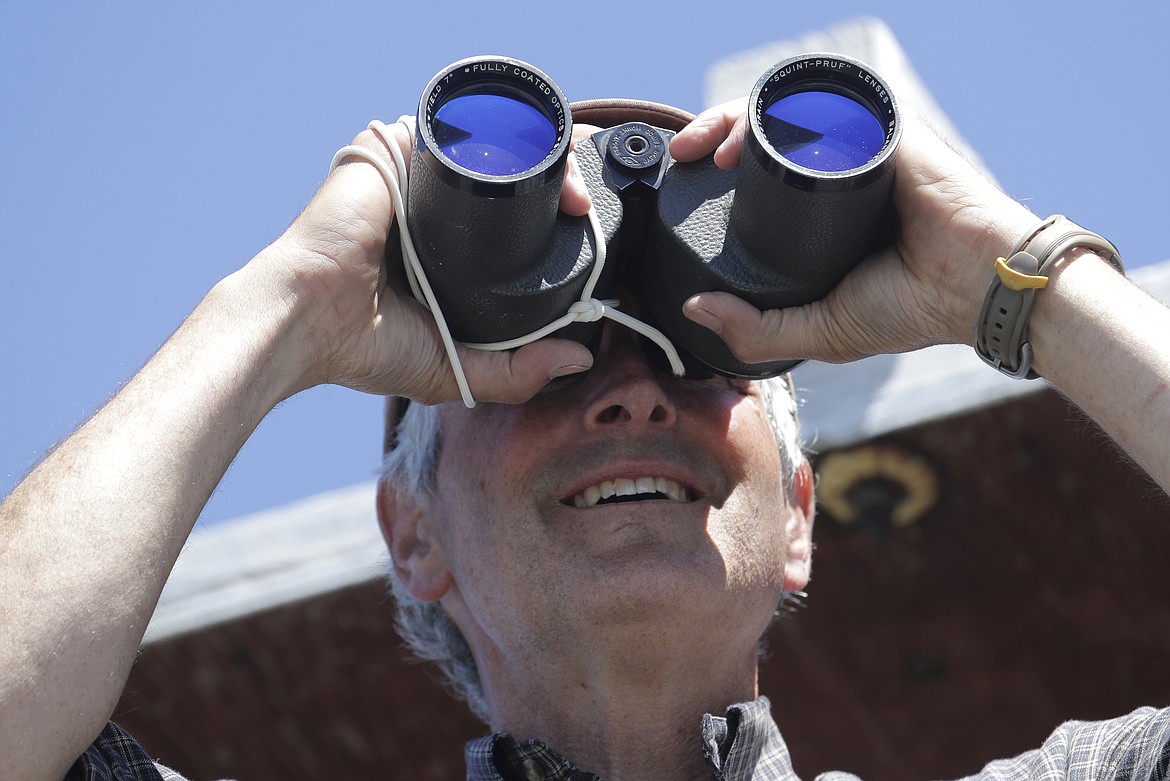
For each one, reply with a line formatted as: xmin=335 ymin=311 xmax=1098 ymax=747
xmin=570 ymin=99 xmax=695 ymax=132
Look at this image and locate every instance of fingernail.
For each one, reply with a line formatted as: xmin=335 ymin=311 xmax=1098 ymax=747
xmin=549 ymin=363 xmax=591 ymax=380
xmin=572 ymin=167 xmax=592 ymax=208
xmin=683 ymin=300 xmax=723 ymax=334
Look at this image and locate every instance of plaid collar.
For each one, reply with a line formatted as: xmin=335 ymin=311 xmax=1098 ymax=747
xmin=464 ymin=696 xmax=800 ymax=781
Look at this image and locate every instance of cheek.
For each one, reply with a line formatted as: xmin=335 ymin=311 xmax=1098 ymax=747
xmin=710 ymin=402 xmax=791 ymax=586
xmin=432 ymin=414 xmax=547 ymax=588
xmin=726 ymin=400 xmax=787 ymax=496
xmin=431 ymin=445 xmax=565 ymax=651
xmin=430 ymin=466 xmax=524 ymax=628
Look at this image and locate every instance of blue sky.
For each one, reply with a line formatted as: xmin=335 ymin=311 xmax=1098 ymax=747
xmin=2 ymin=1 xmax=1167 ymax=526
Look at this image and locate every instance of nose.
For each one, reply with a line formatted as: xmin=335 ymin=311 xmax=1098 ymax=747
xmin=581 ymin=326 xmax=678 ymax=432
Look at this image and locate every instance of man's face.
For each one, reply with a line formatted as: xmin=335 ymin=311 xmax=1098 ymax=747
xmin=390 ymin=324 xmax=812 ymax=673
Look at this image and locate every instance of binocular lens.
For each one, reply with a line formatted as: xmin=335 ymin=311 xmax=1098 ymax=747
xmin=433 ymin=90 xmax=558 ymax=177
xmin=408 ymin=56 xmax=580 ymax=344
xmin=762 ymin=90 xmax=886 ymax=173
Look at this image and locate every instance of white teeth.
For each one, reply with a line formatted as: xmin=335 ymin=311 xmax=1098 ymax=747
xmin=574 ymin=485 xmax=603 ymax=508
xmin=570 ymin=476 xmax=690 ymax=508
xmin=584 ymin=485 xmax=601 ymax=506
xmin=657 ymin=477 xmax=686 ymax=502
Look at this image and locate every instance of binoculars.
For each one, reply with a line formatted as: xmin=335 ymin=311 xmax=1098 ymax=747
xmin=397 ymin=52 xmax=901 ymax=379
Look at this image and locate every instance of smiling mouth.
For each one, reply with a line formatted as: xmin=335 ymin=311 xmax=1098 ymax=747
xmin=568 ymin=477 xmax=693 ymax=508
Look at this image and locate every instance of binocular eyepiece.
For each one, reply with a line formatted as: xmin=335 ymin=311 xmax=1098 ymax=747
xmin=401 ymin=52 xmax=900 ymax=379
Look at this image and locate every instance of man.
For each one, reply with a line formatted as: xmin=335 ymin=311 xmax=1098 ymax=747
xmin=1 ymin=86 xmax=1168 ymax=780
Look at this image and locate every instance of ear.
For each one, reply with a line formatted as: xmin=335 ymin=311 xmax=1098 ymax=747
xmin=782 ymin=459 xmax=816 ymax=592
xmin=376 ymin=480 xmax=453 ymax=603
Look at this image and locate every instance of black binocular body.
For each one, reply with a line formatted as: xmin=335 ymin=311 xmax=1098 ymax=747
xmin=398 ymin=53 xmax=901 ymax=378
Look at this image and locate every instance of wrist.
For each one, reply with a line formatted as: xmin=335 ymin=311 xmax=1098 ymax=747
xmin=1027 ymin=250 xmax=1128 ymax=380
xmin=945 ymin=202 xmax=1038 ymax=345
xmin=235 ymin=228 xmax=396 ymax=397
xmin=204 ymin=247 xmax=327 ymax=401
xmin=972 ymin=216 xmax=1123 ymax=378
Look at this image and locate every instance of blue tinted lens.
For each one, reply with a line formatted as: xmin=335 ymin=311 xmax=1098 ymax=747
xmin=433 ymin=91 xmax=557 ymax=177
xmin=762 ymin=91 xmax=885 ymax=172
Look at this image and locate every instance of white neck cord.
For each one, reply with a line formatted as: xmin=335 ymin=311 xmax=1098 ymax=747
xmin=329 ymin=119 xmax=686 ymax=408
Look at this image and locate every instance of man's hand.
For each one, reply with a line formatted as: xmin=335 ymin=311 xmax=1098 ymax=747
xmin=670 ymin=99 xmax=1170 ymax=494
xmin=255 ymin=118 xmax=598 ymax=406
xmin=670 ymin=102 xmax=1037 ymax=364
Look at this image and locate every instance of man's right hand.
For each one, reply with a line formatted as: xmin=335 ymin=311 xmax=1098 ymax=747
xmin=669 ymin=98 xmax=1170 ymax=495
xmin=256 ymin=119 xmax=596 ymax=406
xmin=669 ymin=103 xmax=1037 ymax=365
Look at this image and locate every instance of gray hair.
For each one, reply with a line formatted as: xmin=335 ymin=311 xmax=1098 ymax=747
xmin=379 ymin=376 xmax=804 ymax=723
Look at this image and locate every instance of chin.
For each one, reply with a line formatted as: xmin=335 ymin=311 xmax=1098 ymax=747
xmin=564 ymin=539 xmax=777 ymax=634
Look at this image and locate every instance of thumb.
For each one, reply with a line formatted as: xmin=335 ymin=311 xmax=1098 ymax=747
xmin=458 ymin=339 xmax=595 ymax=404
xmin=683 ymin=291 xmax=861 ymax=366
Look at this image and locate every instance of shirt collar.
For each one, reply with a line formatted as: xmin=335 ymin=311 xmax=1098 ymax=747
xmin=464 ymin=696 xmax=800 ymax=781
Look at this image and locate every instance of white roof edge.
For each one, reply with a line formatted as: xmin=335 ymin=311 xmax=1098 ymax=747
xmin=145 ymin=480 xmax=386 ymax=645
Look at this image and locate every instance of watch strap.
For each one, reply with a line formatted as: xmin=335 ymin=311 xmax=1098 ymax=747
xmin=974 ymin=215 xmax=1123 ymax=379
